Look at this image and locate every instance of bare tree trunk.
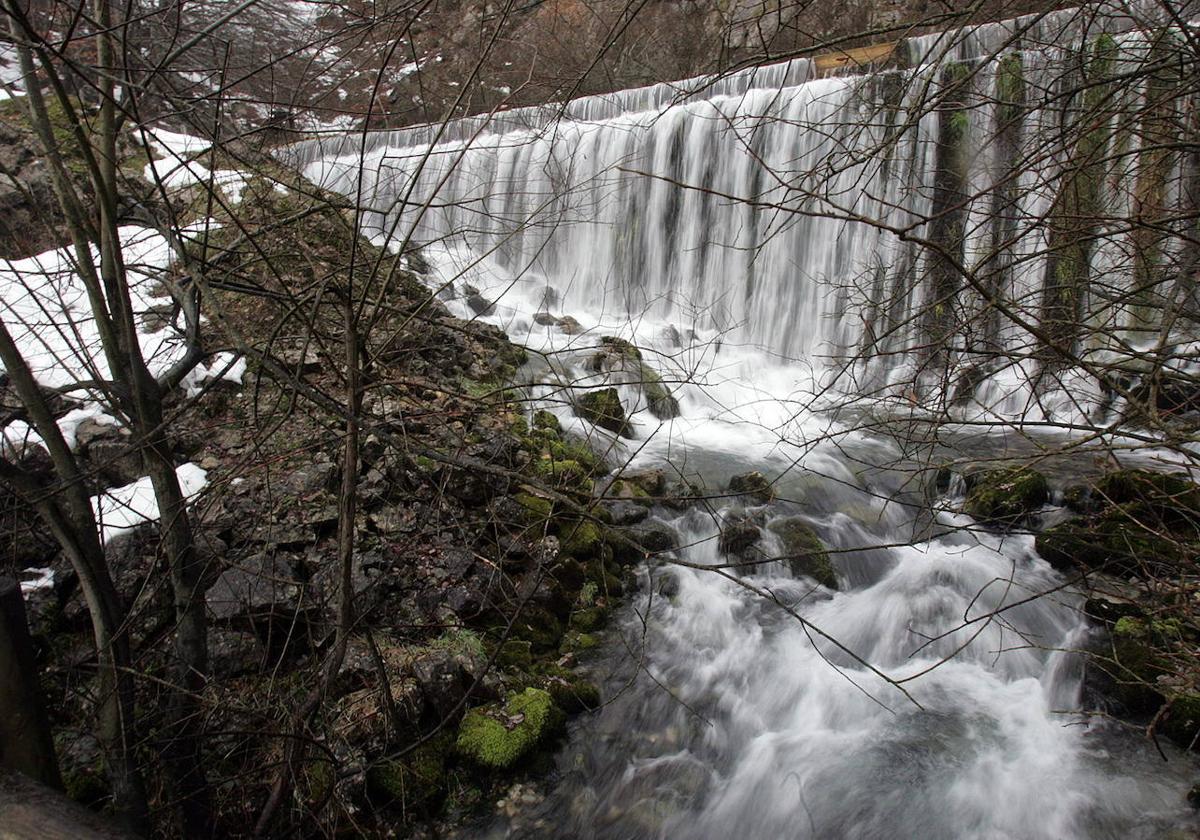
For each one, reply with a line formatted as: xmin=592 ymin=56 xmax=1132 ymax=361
xmin=0 ymin=576 xmax=61 ymax=788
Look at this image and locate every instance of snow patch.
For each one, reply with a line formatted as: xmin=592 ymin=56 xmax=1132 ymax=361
xmin=93 ymin=463 xmax=208 ymax=544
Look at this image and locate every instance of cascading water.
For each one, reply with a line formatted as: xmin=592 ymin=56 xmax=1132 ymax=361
xmin=286 ymin=3 xmax=1200 ymax=837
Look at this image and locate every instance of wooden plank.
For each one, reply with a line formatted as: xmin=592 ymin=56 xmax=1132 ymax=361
xmin=814 ymin=41 xmax=900 ymax=74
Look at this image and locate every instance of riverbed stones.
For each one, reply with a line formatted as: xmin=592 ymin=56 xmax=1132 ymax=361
xmin=962 ymin=466 xmax=1048 ymax=525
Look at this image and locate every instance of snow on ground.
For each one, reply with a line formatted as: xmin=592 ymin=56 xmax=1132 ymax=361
xmin=93 ymin=463 xmax=208 ymax=544
xmin=1 ymin=224 xmax=204 ymax=390
xmin=139 ymin=126 xmax=252 ymax=204
xmin=0 ymin=222 xmax=244 ymax=450
xmin=20 ymin=567 xmax=54 ymax=594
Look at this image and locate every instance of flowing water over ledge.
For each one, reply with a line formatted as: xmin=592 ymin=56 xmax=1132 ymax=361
xmin=286 ymin=3 xmax=1200 ymax=835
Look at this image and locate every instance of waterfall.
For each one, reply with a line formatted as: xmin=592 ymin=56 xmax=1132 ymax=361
xmin=288 ymin=1 xmax=1197 ymax=428
xmin=286 ymin=4 xmax=1200 ymax=838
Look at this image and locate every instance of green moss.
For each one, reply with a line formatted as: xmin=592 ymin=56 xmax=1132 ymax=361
xmin=766 ymin=517 xmax=837 ymax=589
xmin=561 ymin=630 xmax=599 ymax=653
xmin=514 ymin=492 xmax=554 ymax=527
xmin=569 ymin=605 xmax=607 ymax=632
xmin=996 ymin=53 xmax=1025 ymax=124
xmin=963 ymin=466 xmax=1048 ymax=525
xmin=455 ymin=688 xmax=564 ymax=769
xmin=1113 ymin=616 xmax=1148 ymax=639
xmin=496 ymin=639 xmax=533 ymax=670
xmin=575 ymin=388 xmax=631 ymax=437
xmin=559 ymin=519 xmax=604 ymax=559
xmin=532 ymin=410 xmax=561 ymax=434
xmin=429 ymin=627 xmax=486 ymax=660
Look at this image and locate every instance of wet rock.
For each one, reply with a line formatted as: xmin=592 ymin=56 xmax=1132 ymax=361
xmin=616 ymin=521 xmax=678 ymax=554
xmin=601 ymin=499 xmax=650 ymax=526
xmin=718 ymin=516 xmax=760 ymax=555
xmin=464 ymin=284 xmax=496 ymax=316
xmin=575 ymin=388 xmax=632 ymax=438
xmin=963 ymin=466 xmax=1048 ymax=526
xmin=556 ymin=316 xmax=585 ymax=335
xmin=766 ymin=516 xmax=837 ymax=589
xmin=619 ymin=468 xmax=666 ymax=497
xmin=538 ymin=285 xmax=560 ymax=310
xmin=1036 ymin=505 xmax=1186 ymax=576
xmin=533 ymin=312 xmax=558 ymax=326
xmin=728 ymin=471 xmax=774 ymax=504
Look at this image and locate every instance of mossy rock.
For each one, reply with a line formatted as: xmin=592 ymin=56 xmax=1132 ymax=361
xmin=514 ymin=492 xmax=554 ymax=527
xmin=639 ymin=364 xmax=679 ymax=420
xmin=728 ymin=471 xmax=774 ymax=504
xmin=366 ymin=738 xmax=450 ymax=808
xmin=766 ymin=517 xmax=837 ymax=589
xmin=496 ymin=639 xmax=533 ymax=670
xmin=543 ymin=675 xmax=601 ymax=713
xmin=455 ymin=688 xmax=564 ymax=770
xmin=510 ymin=607 xmax=564 ymax=652
xmin=559 ymin=518 xmax=605 ymax=560
xmin=569 ymin=604 xmax=607 ymax=632
xmin=1092 ymin=469 xmax=1200 ymax=527
xmin=963 ymin=466 xmax=1048 ymax=525
xmin=1161 ymin=693 xmax=1200 ymax=750
xmin=1036 ymin=503 xmax=1188 ymax=576
xmin=532 ymin=410 xmax=562 ymax=434
xmin=560 ymin=630 xmax=599 ymax=653
xmin=1106 ymin=616 xmax=1166 ymax=715
xmin=575 ymin=388 xmax=632 ymax=438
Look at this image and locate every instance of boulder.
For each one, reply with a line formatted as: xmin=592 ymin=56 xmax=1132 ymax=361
xmin=575 ymin=388 xmax=632 ymax=438
xmin=556 ymin=316 xmax=585 ymax=335
xmin=455 ymin=688 xmax=564 ymax=769
xmin=590 ymin=337 xmax=679 ymax=420
xmin=766 ymin=517 xmax=837 ymax=589
xmin=728 ymin=471 xmax=774 ymax=504
xmin=600 ymin=499 xmax=649 ymax=526
xmin=465 ymin=287 xmax=496 ymax=317
xmin=207 ymin=552 xmax=306 ymax=625
xmin=718 ymin=516 xmax=761 ymax=555
xmin=963 ymin=466 xmax=1048 ymax=526
xmin=75 ymin=419 xmax=142 ymax=487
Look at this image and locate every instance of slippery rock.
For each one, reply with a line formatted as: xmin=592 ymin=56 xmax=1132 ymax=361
xmin=718 ymin=515 xmax=761 ymax=555
xmin=963 ymin=466 xmax=1048 ymax=526
xmin=766 ymin=517 xmax=837 ymax=589
xmin=575 ymin=388 xmax=633 ymax=438
xmin=728 ymin=471 xmax=774 ymax=504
